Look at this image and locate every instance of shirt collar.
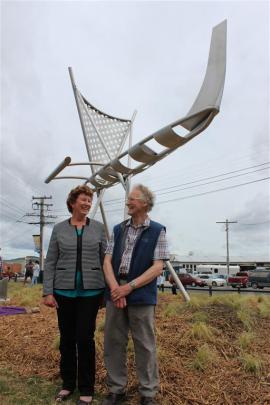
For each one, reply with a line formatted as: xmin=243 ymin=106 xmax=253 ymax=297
xmin=126 ymin=216 xmax=150 ymax=228
xmin=68 ymin=217 xmax=90 ymax=226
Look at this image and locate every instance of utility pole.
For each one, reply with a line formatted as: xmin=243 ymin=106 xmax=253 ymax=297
xmin=23 ymin=196 xmax=56 ymax=282
xmin=216 ymin=219 xmax=238 ymax=278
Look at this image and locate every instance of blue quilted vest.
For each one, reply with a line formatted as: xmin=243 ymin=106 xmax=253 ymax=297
xmin=108 ymin=219 xmax=164 ymax=305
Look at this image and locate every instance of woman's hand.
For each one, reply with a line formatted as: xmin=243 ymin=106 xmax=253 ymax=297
xmin=43 ymin=294 xmax=58 ymax=308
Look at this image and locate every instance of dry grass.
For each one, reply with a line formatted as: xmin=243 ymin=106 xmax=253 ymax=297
xmin=1 ymin=284 xmax=270 ymax=404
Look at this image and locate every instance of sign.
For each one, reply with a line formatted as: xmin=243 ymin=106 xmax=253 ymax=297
xmin=32 ymin=234 xmax=41 ymax=254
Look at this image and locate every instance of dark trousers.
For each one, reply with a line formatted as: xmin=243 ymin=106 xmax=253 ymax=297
xmin=54 ymin=294 xmax=100 ymax=396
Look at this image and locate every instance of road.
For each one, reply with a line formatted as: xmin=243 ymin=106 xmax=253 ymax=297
xmin=162 ymin=282 xmax=270 ymax=295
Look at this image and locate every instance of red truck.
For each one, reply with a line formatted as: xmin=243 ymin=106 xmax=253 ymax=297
xmin=227 ymin=272 xmax=249 ymax=288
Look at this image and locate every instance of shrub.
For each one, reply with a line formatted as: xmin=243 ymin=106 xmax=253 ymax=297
xmin=53 ymin=335 xmax=60 ymax=350
xmin=96 ymin=319 xmax=105 ymax=332
xmin=237 ymin=332 xmax=255 ymax=350
xmin=192 ymin=311 xmax=209 ymax=323
xmin=191 ymin=344 xmax=217 ymax=371
xmin=163 ymin=302 xmax=185 ymax=317
xmin=236 ymin=308 xmax=254 ymax=330
xmin=189 ymin=322 xmax=216 ymax=342
xmin=240 ymin=353 xmax=263 ymax=376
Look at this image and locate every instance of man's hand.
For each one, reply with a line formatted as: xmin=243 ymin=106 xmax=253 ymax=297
xmin=114 ymin=297 xmax=127 ymax=309
xmin=43 ymin=294 xmax=58 ymax=308
xmin=111 ymin=284 xmax=132 ymax=302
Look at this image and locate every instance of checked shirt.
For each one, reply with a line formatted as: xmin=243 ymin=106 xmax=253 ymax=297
xmin=106 ymin=217 xmax=169 ymax=275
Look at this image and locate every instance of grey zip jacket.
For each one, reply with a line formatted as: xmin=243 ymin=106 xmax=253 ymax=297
xmin=43 ymin=218 xmax=107 ymax=296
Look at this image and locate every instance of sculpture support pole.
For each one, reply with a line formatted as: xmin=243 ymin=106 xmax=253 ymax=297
xmin=99 ymin=200 xmax=110 ymax=240
xmin=124 ymin=110 xmax=137 ymax=220
xmin=165 ymin=260 xmax=190 ymax=302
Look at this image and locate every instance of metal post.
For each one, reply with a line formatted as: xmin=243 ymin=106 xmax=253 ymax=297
xmin=165 ymin=261 xmax=190 ymax=302
xmin=225 ymin=219 xmax=229 ymax=279
xmin=40 ymin=199 xmax=44 ymax=278
xmin=216 ymin=219 xmax=238 ymax=278
xmin=99 ymin=201 xmax=110 ymax=241
xmin=30 ymin=196 xmax=55 ymax=283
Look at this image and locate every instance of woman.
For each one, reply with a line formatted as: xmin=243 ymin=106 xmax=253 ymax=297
xmin=43 ymin=185 xmax=107 ymax=405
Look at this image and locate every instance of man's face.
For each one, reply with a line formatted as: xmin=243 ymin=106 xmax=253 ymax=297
xmin=126 ymin=188 xmax=148 ymax=216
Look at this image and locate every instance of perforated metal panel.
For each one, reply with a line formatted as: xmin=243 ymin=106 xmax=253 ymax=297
xmin=78 ymin=94 xmax=131 ymax=172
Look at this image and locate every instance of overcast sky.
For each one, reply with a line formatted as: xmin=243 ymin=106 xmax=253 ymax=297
xmin=1 ymin=0 xmax=269 ymax=262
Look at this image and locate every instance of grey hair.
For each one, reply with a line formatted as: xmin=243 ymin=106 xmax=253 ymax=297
xmin=133 ymin=184 xmax=155 ymax=212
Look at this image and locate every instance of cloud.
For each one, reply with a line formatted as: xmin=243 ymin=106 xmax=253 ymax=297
xmin=1 ymin=1 xmax=269 ymax=261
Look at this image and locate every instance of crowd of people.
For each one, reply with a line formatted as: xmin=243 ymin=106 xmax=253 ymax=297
xmin=42 ymin=183 xmax=169 ymax=405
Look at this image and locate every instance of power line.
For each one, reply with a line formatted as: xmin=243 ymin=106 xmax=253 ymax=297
xmin=2 ymin=226 xmax=38 ymax=246
xmin=154 ymin=166 xmax=269 ymax=197
xmin=102 ymin=162 xmax=270 ymax=205
xmin=1 ymin=166 xmax=45 ymax=196
xmin=101 ymin=176 xmax=270 ymax=213
xmin=236 ymin=220 xmax=270 ymax=226
xmin=156 ymin=177 xmax=270 ymax=205
xmin=0 ymin=197 xmax=27 ymax=216
xmin=140 ymin=149 xmax=269 ymax=188
xmin=49 ymin=173 xmax=270 ymax=216
xmin=155 ymin=162 xmax=269 ymax=192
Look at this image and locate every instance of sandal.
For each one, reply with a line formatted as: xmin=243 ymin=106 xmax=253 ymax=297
xmin=55 ymin=391 xmax=73 ymax=402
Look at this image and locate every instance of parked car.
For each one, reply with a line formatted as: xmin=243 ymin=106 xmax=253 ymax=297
xmin=196 ymin=274 xmax=226 ymax=287
xmin=227 ymin=272 xmax=249 ymax=288
xmin=248 ymin=270 xmax=270 ymax=289
xmin=169 ymin=273 xmax=206 ymax=287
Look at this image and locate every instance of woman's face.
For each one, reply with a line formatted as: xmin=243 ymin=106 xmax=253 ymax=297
xmin=71 ymin=193 xmax=92 ymax=217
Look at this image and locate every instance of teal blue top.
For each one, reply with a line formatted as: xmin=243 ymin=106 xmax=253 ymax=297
xmin=54 ymin=228 xmax=104 ymax=298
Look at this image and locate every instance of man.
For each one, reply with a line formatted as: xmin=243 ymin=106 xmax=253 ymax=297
xmin=103 ymin=184 xmax=169 ymax=405
xmin=24 ymin=260 xmax=33 ymax=285
xmin=157 ymin=273 xmax=165 ymax=292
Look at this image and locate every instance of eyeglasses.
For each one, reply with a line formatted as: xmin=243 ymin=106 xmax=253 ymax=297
xmin=127 ymin=197 xmax=143 ymax=202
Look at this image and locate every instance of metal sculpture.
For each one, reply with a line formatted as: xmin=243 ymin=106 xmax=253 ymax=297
xmin=45 ymin=21 xmax=227 ymax=301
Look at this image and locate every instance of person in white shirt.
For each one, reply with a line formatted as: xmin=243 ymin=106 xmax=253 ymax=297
xmin=31 ymin=260 xmax=40 ymax=286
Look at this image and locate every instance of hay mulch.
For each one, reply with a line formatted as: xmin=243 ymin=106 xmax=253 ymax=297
xmin=0 ymin=293 xmax=270 ymax=404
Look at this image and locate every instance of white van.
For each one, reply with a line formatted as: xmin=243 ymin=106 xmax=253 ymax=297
xmin=196 ymin=264 xmax=239 ymax=278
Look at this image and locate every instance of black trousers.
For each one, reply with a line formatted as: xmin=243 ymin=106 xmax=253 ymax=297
xmin=54 ymin=294 xmax=100 ymax=396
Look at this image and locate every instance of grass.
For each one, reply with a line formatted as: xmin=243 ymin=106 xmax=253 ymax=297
xmin=127 ymin=338 xmax=134 ymax=353
xmin=240 ymin=353 xmax=263 ymax=376
xmin=236 ymin=308 xmax=254 ymax=330
xmin=0 ymin=368 xmax=104 ymax=405
xmin=96 ymin=318 xmax=105 ymax=332
xmin=191 ymin=344 xmax=217 ymax=371
xmin=6 ymin=282 xmax=43 ymax=307
xmin=191 ymin=311 xmax=209 ymax=323
xmin=189 ymin=322 xmax=217 ymax=342
xmin=237 ymin=332 xmax=255 ymax=350
xmin=258 ymin=300 xmax=270 ymax=318
xmin=53 ymin=335 xmax=60 ymax=350
xmin=0 ymin=368 xmax=60 ymax=405
xmin=163 ymin=301 xmax=185 ymax=316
